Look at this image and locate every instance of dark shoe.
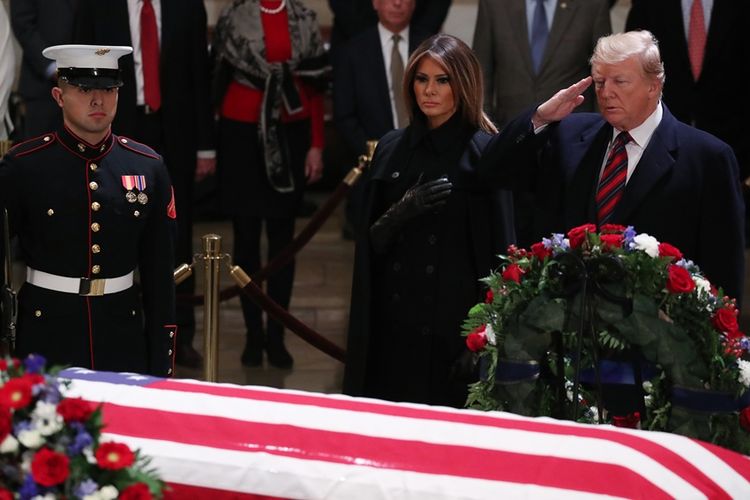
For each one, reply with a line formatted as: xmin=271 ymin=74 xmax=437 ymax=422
xmin=296 ymin=199 xmax=318 ymax=217
xmin=341 ymin=220 xmax=355 ymax=241
xmin=241 ymin=332 xmax=265 ymax=367
xmin=175 ymin=344 xmax=203 ymax=369
xmin=266 ymin=340 xmax=294 ymax=369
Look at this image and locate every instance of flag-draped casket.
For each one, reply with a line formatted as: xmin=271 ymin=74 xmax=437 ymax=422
xmin=61 ymin=368 xmax=750 ymax=499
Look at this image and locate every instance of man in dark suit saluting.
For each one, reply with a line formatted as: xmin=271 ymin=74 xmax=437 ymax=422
xmin=480 ymin=30 xmax=745 ymax=303
xmin=74 ymin=0 xmax=215 ymax=368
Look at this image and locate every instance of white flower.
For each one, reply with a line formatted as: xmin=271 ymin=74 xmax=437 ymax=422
xmin=18 ymin=429 xmax=44 ymax=449
xmin=31 ymin=494 xmax=56 ymax=500
xmin=633 ymin=233 xmax=660 ymax=258
xmin=485 ymin=323 xmax=496 ymax=345
xmin=32 ymin=401 xmax=64 ymax=436
xmin=100 ymin=486 xmax=119 ymax=500
xmin=737 ymin=359 xmax=750 ymax=388
xmin=0 ymin=434 xmax=19 ymax=453
xmin=693 ymin=276 xmax=711 ymax=296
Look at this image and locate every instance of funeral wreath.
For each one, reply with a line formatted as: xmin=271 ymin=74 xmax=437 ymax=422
xmin=463 ymin=224 xmax=750 ymax=454
xmin=0 ymin=354 xmax=165 ymax=499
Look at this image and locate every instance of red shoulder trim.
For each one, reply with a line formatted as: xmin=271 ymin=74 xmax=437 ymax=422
xmin=114 ymin=135 xmax=161 ymax=160
xmin=7 ymin=133 xmax=57 ymax=158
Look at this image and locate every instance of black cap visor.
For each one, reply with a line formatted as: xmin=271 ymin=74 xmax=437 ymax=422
xmin=58 ymin=67 xmax=124 ymax=89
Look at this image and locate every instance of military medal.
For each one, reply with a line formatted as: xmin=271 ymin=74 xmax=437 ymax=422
xmin=122 ymin=175 xmax=147 ymax=204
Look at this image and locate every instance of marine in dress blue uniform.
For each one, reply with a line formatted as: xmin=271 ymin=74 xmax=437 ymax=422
xmin=0 ymin=45 xmax=177 ymax=376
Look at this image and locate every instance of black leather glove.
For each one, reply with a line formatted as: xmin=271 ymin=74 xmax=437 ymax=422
xmin=370 ymin=176 xmax=452 ymax=254
xmin=449 ymin=349 xmax=480 ymax=384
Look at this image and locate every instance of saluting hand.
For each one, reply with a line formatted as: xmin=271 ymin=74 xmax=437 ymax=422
xmin=532 ymin=76 xmax=593 ymax=129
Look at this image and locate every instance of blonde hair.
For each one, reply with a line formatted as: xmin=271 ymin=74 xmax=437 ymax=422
xmin=403 ymin=34 xmax=497 ymax=133
xmin=590 ymin=30 xmax=666 ymax=87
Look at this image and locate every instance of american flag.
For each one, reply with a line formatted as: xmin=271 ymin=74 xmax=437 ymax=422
xmin=60 ymin=368 xmax=750 ymax=499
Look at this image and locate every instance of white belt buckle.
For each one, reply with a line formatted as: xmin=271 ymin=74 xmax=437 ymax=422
xmin=79 ymin=278 xmax=106 ymax=296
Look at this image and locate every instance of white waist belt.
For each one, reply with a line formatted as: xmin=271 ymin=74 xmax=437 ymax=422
xmin=26 ymin=268 xmax=134 ymax=296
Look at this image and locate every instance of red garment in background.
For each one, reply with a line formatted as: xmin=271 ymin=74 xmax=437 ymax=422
xmin=220 ymin=7 xmax=324 ymax=148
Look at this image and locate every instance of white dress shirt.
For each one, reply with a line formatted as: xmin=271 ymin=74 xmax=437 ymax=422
xmin=127 ymin=0 xmax=162 ymax=107
xmin=378 ymin=23 xmax=410 ymax=130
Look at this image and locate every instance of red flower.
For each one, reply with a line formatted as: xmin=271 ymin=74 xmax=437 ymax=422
xmin=666 ymin=265 xmax=695 ymax=294
xmin=0 ymin=489 xmax=13 ymax=500
xmin=485 ymin=289 xmax=494 ymax=304
xmin=96 ymin=441 xmax=135 ymax=470
xmin=0 ymin=406 xmax=11 ymax=442
xmin=567 ymin=223 xmax=596 ymax=249
xmin=530 ymin=241 xmax=552 ymax=260
xmin=599 ymin=223 xmax=626 ymax=234
xmin=0 ymin=377 xmax=33 ymax=409
xmin=502 ymin=263 xmax=525 ymax=284
xmin=600 ymin=233 xmax=623 ymax=252
xmin=658 ymin=242 xmax=683 ymax=261
xmin=120 ymin=483 xmax=153 ymax=500
xmin=0 ymin=359 xmax=6 ymax=371
xmin=57 ymin=397 xmax=95 ymax=423
xmin=466 ymin=325 xmax=488 ymax=352
xmin=740 ymin=407 xmax=750 ymax=432
xmin=712 ymin=307 xmax=740 ymax=335
xmin=31 ymin=447 xmax=70 ymax=487
xmin=611 ymin=412 xmax=640 ymax=429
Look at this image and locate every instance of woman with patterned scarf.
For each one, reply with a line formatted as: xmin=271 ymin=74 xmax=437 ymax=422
xmin=212 ymin=0 xmax=329 ymax=369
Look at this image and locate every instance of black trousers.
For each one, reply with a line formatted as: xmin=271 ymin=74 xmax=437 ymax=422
xmin=232 ymin=215 xmax=296 ymax=339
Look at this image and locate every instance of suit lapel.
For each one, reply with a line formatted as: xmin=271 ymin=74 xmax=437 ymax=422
xmin=613 ymin=107 xmax=678 ymax=222
xmin=703 ymin=0 xmax=731 ymax=75
xmin=543 ymin=0 xmax=578 ymax=73
xmin=373 ymin=29 xmax=394 ymax=127
xmin=508 ymin=0 xmax=535 ymax=76
xmin=564 ymin=121 xmax=611 ymax=228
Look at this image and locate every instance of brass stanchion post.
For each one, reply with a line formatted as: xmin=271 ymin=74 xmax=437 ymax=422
xmin=202 ymin=234 xmax=222 ymax=382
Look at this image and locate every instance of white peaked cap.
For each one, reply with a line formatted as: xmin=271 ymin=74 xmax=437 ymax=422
xmin=42 ymin=44 xmax=133 ymax=70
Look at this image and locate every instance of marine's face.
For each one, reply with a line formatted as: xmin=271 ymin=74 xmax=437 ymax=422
xmin=52 ymin=82 xmax=118 ymax=143
xmin=413 ymin=56 xmax=456 ymax=129
xmin=592 ymin=56 xmax=660 ymax=131
xmin=372 ymin=0 xmax=416 ymax=33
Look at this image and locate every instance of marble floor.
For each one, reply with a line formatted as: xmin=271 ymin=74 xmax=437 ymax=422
xmin=173 ymin=191 xmax=352 ymax=394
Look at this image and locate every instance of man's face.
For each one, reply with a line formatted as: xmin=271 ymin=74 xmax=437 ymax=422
xmin=592 ymin=55 xmax=660 ymax=131
xmin=51 ymin=82 xmax=118 ymax=143
xmin=372 ymin=0 xmax=416 ymax=33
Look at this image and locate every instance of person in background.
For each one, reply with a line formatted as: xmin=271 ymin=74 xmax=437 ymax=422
xmin=0 ymin=44 xmax=177 ymax=376
xmin=333 ymin=0 xmax=430 ymax=239
xmin=344 ymin=34 xmax=515 ymax=407
xmin=211 ymin=0 xmax=328 ymax=369
xmin=74 ymin=0 xmax=215 ymax=369
xmin=626 ymin=0 xmax=749 ymax=241
xmin=479 ymin=30 xmax=744 ymax=306
xmin=10 ymin=0 xmax=76 ymax=138
xmin=0 ymin=1 xmax=15 ymax=140
xmin=473 ymin=0 xmax=611 ymax=248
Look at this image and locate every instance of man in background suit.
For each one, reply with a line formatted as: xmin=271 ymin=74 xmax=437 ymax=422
xmin=10 ymin=0 xmax=76 ymax=138
xmin=473 ymin=0 xmax=611 ymax=247
xmin=625 ymin=0 xmax=749 ymax=231
xmin=333 ymin=0 xmax=430 ymax=238
xmin=75 ymin=0 xmax=215 ymax=369
xmin=480 ymin=30 xmax=744 ymax=304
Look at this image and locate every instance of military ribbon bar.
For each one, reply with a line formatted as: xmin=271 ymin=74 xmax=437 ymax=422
xmin=122 ymin=175 xmax=147 ymax=191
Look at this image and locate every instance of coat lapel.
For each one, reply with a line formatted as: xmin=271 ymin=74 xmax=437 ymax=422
xmin=542 ymin=0 xmax=578 ymax=73
xmin=508 ymin=0 xmax=535 ymax=76
xmin=373 ymin=29 xmax=394 ymax=128
xmin=564 ymin=121 xmax=611 ymax=228
xmin=613 ymin=106 xmax=678 ymax=222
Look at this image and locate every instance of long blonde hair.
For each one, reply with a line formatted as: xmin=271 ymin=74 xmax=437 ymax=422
xmin=403 ymin=34 xmax=497 ymax=133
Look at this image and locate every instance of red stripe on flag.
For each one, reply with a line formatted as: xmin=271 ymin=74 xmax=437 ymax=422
xmin=164 ymin=483 xmax=282 ymax=500
xmin=696 ymin=441 xmax=750 ymax=481
xmin=145 ymin=380 xmax=733 ymax=498
xmin=96 ymin=402 xmax=671 ymax=499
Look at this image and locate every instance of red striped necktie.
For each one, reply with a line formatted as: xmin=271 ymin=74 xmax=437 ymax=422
xmin=141 ymin=0 xmax=161 ymax=111
xmin=688 ymin=0 xmax=707 ymax=82
xmin=596 ymin=131 xmax=632 ymax=225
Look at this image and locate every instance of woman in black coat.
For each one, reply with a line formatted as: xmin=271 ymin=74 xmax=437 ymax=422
xmin=343 ymin=34 xmax=515 ymax=407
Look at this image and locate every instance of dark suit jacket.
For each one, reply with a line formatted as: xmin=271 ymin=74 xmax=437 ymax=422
xmin=473 ymin=0 xmax=611 ymax=128
xmin=74 ymin=0 xmax=214 ymax=165
xmin=333 ymin=25 xmax=430 ymax=156
xmin=626 ymin=0 xmax=750 ymax=178
xmin=480 ymin=105 xmax=745 ymax=303
xmin=10 ymin=0 xmax=76 ymax=102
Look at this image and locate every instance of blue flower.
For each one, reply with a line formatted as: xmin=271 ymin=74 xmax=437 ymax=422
xmin=23 ymin=354 xmax=46 ymax=374
xmin=622 ymin=226 xmax=636 ymax=250
xmin=74 ymin=478 xmax=100 ymax=498
xmin=19 ymin=475 xmax=39 ymax=500
xmin=68 ymin=425 xmax=94 ymax=455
